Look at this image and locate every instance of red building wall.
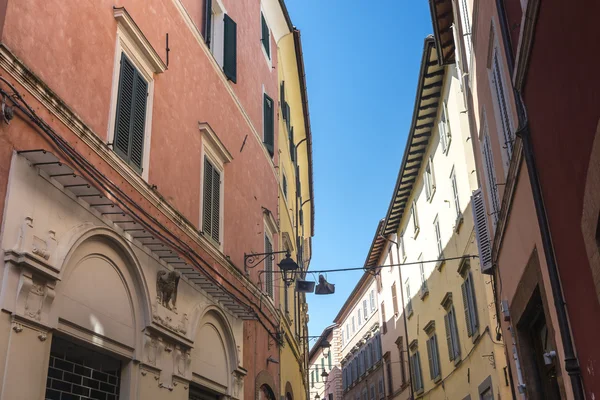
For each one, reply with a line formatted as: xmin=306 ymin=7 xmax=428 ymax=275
xmin=0 ymin=0 xmax=283 ymax=398
xmin=521 ymin=1 xmax=600 ymax=396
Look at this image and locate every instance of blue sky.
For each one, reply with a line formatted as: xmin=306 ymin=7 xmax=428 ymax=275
xmin=284 ymin=1 xmax=433 ymax=341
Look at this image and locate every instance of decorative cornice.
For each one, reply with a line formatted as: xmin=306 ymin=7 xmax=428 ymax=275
xmin=440 ymin=292 xmax=453 ymax=309
xmin=423 ymin=320 xmax=435 ymax=334
xmin=199 ymin=122 xmax=233 ymax=163
xmin=113 ymin=7 xmax=167 ymax=73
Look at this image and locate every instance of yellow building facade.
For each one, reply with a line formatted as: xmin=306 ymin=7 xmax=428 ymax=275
xmin=276 ymin=28 xmax=315 ymax=400
xmin=372 ymin=37 xmax=511 ymax=400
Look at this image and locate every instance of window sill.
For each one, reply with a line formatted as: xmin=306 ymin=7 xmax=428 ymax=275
xmin=407 ymin=307 xmax=414 ymax=319
xmin=453 ymin=356 xmax=462 ymax=367
xmin=413 ymin=227 xmax=420 ymax=239
xmin=443 ymin=137 xmax=452 ymax=155
xmin=426 ymin=187 xmax=436 ymax=203
xmin=436 ymin=253 xmax=445 ymax=271
xmin=200 ymin=231 xmax=223 ymax=252
xmin=433 ymin=375 xmax=442 ymax=384
xmin=419 ymin=287 xmax=429 ymax=300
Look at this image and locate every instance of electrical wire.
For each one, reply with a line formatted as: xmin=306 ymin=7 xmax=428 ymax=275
xmin=0 ymin=78 xmax=284 ymax=341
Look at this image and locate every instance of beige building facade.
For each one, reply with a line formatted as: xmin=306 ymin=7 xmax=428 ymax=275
xmin=372 ymin=36 xmax=511 ymax=400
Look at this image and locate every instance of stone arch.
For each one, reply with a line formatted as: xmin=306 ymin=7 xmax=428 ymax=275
xmin=581 ymin=118 xmax=600 ymax=307
xmin=52 ymin=226 xmax=151 ymax=354
xmin=190 ymin=306 xmax=239 ymax=395
xmin=285 ymin=381 xmax=294 ymax=400
xmin=255 ymin=370 xmax=277 ymax=400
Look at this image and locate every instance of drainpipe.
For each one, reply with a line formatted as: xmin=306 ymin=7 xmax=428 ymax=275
xmin=495 ymin=2 xmax=585 ymax=398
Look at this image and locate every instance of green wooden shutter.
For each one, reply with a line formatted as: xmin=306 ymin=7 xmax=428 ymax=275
xmin=263 ymin=94 xmax=274 ymax=155
xmin=451 ymin=306 xmax=461 ymax=357
xmin=114 ymin=54 xmax=147 ymax=172
xmin=468 ymin=271 xmax=479 ymax=330
xmin=289 ymin=127 xmax=295 ymax=162
xmin=211 ymin=167 xmax=220 ymax=243
xmin=114 ymin=54 xmax=135 ymax=160
xmin=203 ymin=158 xmax=214 ymax=237
xmin=130 ymin=73 xmax=147 ymax=171
xmin=280 ymin=81 xmax=286 ymax=119
xmin=444 ymin=313 xmax=454 ymax=361
xmin=203 ymin=0 xmax=212 ymax=46
xmin=427 ymin=338 xmax=434 ymax=380
xmin=462 ymin=281 xmax=473 ymax=337
xmin=223 ymin=14 xmax=237 ymax=83
xmin=261 ymin=13 xmax=270 ymax=58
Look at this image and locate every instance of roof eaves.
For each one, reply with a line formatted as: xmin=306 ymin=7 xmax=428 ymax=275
xmin=428 ymin=0 xmax=456 ymax=65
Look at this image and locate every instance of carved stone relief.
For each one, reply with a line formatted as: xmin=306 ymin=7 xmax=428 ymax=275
xmin=156 ymin=270 xmax=180 ymax=311
xmin=15 ymin=270 xmax=56 ymax=325
xmin=152 ymin=302 xmax=189 ymax=335
xmin=232 ymin=367 xmax=247 ymax=400
xmin=143 ymin=330 xmax=192 ymax=391
xmin=15 ymin=217 xmax=57 ymax=264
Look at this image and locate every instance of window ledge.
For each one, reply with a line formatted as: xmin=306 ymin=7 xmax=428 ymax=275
xmin=113 ymin=7 xmax=166 ymax=74
xmin=427 ymin=187 xmax=436 ymax=202
xmin=407 ymin=307 xmax=414 ymax=319
xmin=413 ymin=227 xmax=420 ymax=239
xmin=433 ymin=375 xmax=442 ymax=384
xmin=454 ymin=213 xmax=464 ymax=233
xmin=419 ymin=287 xmax=429 ymax=300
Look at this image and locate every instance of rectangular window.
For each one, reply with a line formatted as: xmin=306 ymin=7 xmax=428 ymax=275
xmin=358 ymin=308 xmax=362 ymax=326
xmin=398 ymin=337 xmax=407 ymax=385
xmin=328 ymin=350 xmax=332 ymax=370
xmin=341 ymin=328 xmax=345 ymax=347
xmin=439 ymin=101 xmax=452 ymax=153
xmin=282 ymin=173 xmax=287 ymax=200
xmin=223 ymin=14 xmax=237 ymax=82
xmin=419 ymin=255 xmax=428 ymax=296
xmin=261 ymin=12 xmax=270 ymax=58
xmin=342 ymin=367 xmax=346 ymax=389
xmin=363 ymin=299 xmax=368 ymax=318
xmin=370 ymin=384 xmax=375 ymax=400
xmin=399 ymin=231 xmax=406 ymax=261
xmin=379 ymin=376 xmax=385 ymax=399
xmin=491 ymin=47 xmax=513 ymax=167
xmin=426 ymin=334 xmax=441 ymax=380
xmin=352 ymin=316 xmax=356 ymax=334
xmin=450 ymin=167 xmax=461 ymax=220
xmin=434 ymin=216 xmax=443 ymax=258
xmin=289 ymin=126 xmax=295 ymax=162
xmin=392 ymin=283 xmax=399 ymax=316
xmin=381 ymin=302 xmax=387 ymax=334
xmin=263 ymin=94 xmax=275 ymax=156
xmin=481 ymin=120 xmax=501 ymax=228
xmin=362 ymin=389 xmax=367 ymax=400
xmin=114 ymin=53 xmax=148 ymax=172
xmin=462 ymin=271 xmax=479 ymax=336
xmin=425 ymin=157 xmax=435 ymax=200
xmin=321 ymin=358 xmax=325 ymax=377
xmin=410 ymin=352 xmax=424 ymax=392
xmin=202 ymin=157 xmax=221 ymax=244
xmin=412 ymin=201 xmax=420 ymax=234
xmin=444 ymin=305 xmax=461 ymax=361
xmin=311 ymin=370 xmax=314 ymax=388
xmin=346 ymin=324 xmax=350 ymax=340
xmin=369 ymin=290 xmax=376 ymax=312
xmin=458 ymin=0 xmax=472 ymax=70
xmin=264 ymin=233 xmax=274 ymax=298
xmin=406 ymin=280 xmax=413 ymax=315
xmin=386 ymin=358 xmax=393 ymax=396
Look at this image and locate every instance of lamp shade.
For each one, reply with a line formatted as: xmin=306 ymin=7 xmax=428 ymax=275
xmin=278 ymin=253 xmax=299 ymax=272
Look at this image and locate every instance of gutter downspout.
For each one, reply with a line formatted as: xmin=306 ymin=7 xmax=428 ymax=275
xmin=495 ymin=1 xmax=585 ymax=398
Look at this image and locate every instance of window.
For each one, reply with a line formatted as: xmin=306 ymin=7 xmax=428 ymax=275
xmin=384 ymin=353 xmax=393 ymax=395
xmin=352 ymin=316 xmax=356 ymax=334
xmin=342 ymin=368 xmax=346 ymax=390
xmin=341 ymin=328 xmax=345 ymax=347
xmin=379 ymin=376 xmax=385 ymax=399
xmin=362 ymin=389 xmax=367 ymax=400
xmin=113 ymin=53 xmax=148 ymax=173
xmin=261 ymin=12 xmax=270 ymax=59
xmin=358 ymin=351 xmax=364 ymax=376
xmin=202 ymin=0 xmax=236 ymax=82
xmin=370 ymin=341 xmax=377 ymax=365
xmin=406 ymin=280 xmax=413 ymax=316
xmin=490 ymin=47 xmax=513 ymax=169
xmin=439 ymin=100 xmax=452 ymax=153
xmin=369 ymin=290 xmax=376 ymax=312
xmin=282 ymin=173 xmax=288 ymax=200
xmin=363 ymin=299 xmax=368 ymax=318
xmin=444 ymin=304 xmax=461 ymax=361
xmin=481 ymin=118 xmax=501 ymax=228
xmin=450 ymin=167 xmax=461 ymax=220
xmin=388 ymin=245 xmax=394 ymax=270
xmin=375 ymin=334 xmax=382 ymax=360
xmin=311 ymin=370 xmax=315 ymax=388
xmin=478 ymin=376 xmax=494 ymax=400
xmin=472 ymin=189 xmax=493 ymax=273
xmin=263 ymin=93 xmax=275 ymax=156
xmin=410 ymin=351 xmax=424 ymax=393
xmin=366 ymin=343 xmax=372 ymax=368
xmin=397 ymin=337 xmax=407 ymax=386
xmin=425 ymin=157 xmax=436 ymax=200
xmin=358 ymin=308 xmax=363 ymax=326
xmin=321 ymin=358 xmax=325 ymax=377
xmin=462 ymin=269 xmax=479 ymax=337
xmin=411 ymin=201 xmax=420 ymax=235
xmin=370 ymin=384 xmax=376 ymax=400
xmin=264 ymin=233 xmax=274 ymax=298
xmin=426 ymin=332 xmax=441 ymax=381
xmin=434 ymin=216 xmax=443 ymax=258
xmin=381 ymin=302 xmax=387 ymax=334
xmin=392 ymin=283 xmax=399 ymax=316
xmin=458 ymin=0 xmax=472 ymax=70
xmin=328 ymin=350 xmax=332 ymax=370
xmin=419 ymin=255 xmax=428 ymax=297
xmin=346 ymin=324 xmax=349 ymax=340
xmin=399 ymin=231 xmax=406 ymax=261
xmin=202 ymin=157 xmax=222 ymax=244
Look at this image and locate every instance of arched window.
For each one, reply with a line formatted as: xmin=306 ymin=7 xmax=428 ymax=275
xmin=259 ymin=385 xmax=276 ymax=400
